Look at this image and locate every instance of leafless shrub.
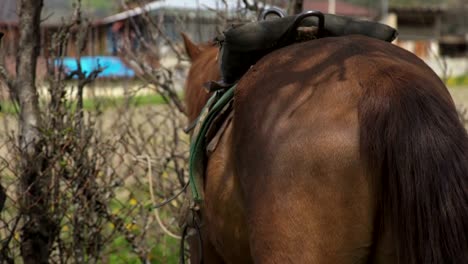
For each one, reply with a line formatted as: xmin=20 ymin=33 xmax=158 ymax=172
xmin=0 ymin=0 xmax=189 ymax=263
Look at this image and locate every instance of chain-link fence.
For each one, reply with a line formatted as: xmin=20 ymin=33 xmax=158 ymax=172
xmin=0 ymin=1 xmax=195 ymax=262
xmin=0 ymin=98 xmax=189 ymax=263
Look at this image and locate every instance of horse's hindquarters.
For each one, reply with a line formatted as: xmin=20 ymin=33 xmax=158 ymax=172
xmin=233 ymin=94 xmax=375 ymax=263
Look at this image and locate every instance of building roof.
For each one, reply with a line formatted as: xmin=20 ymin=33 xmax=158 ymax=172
xmin=303 ymin=0 xmax=376 ymax=18
xmin=99 ymin=0 xmax=245 ymax=25
xmin=389 ymin=5 xmax=447 ymax=15
xmin=389 ymin=5 xmax=447 ymax=26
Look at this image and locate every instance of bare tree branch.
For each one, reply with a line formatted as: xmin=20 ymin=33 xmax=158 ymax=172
xmin=242 ymin=0 xmax=259 ymax=11
xmin=13 ymin=1 xmax=56 ymax=263
xmin=0 ymin=0 xmax=193 ymax=262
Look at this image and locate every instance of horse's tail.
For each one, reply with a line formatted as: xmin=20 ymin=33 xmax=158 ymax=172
xmin=359 ymin=69 xmax=468 ymax=264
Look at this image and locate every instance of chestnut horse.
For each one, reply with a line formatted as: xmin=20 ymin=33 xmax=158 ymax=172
xmin=181 ymin=33 xmax=468 ymax=264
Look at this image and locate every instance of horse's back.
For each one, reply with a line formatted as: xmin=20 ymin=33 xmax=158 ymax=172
xmin=232 ymin=35 xmax=451 ymax=167
xmin=230 ymin=35 xmax=453 ymax=263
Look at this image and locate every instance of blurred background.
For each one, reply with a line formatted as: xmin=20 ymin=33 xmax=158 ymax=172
xmin=0 ymin=0 xmax=466 ymax=263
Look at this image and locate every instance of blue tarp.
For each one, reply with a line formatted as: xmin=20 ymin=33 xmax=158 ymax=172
xmin=57 ymin=56 xmax=135 ymax=78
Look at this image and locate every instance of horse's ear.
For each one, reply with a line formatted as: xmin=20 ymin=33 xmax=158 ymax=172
xmin=181 ymin=32 xmax=202 ymax=61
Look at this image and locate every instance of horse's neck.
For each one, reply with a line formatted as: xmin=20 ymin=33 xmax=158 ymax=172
xmin=185 ymin=47 xmax=220 ymax=122
xmin=186 ymin=84 xmax=212 ymax=122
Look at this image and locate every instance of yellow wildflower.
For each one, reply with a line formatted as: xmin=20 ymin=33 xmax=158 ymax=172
xmin=125 ymin=223 xmax=138 ymax=231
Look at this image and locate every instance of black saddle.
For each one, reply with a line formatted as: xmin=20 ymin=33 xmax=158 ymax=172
xmin=213 ymin=10 xmax=398 ymax=88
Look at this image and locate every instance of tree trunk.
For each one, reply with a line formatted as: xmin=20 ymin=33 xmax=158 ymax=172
xmin=0 ymin=184 xmax=5 ymax=214
xmin=0 ymin=32 xmax=5 ymax=214
xmin=293 ymin=0 xmax=304 ymax=14
xmin=14 ymin=1 xmax=53 ymax=263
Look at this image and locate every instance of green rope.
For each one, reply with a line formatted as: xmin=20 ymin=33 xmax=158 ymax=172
xmin=188 ymin=86 xmax=235 ymax=202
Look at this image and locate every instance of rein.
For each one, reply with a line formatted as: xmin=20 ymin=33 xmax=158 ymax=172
xmin=180 ymin=85 xmax=235 ymax=263
xmin=188 ymin=85 xmax=235 ymax=202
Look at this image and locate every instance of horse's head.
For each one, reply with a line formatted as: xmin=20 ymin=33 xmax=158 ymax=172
xmin=181 ymin=33 xmax=220 ymax=122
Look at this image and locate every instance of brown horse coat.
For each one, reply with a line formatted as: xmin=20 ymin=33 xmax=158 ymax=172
xmin=183 ymin=33 xmax=468 ymax=264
